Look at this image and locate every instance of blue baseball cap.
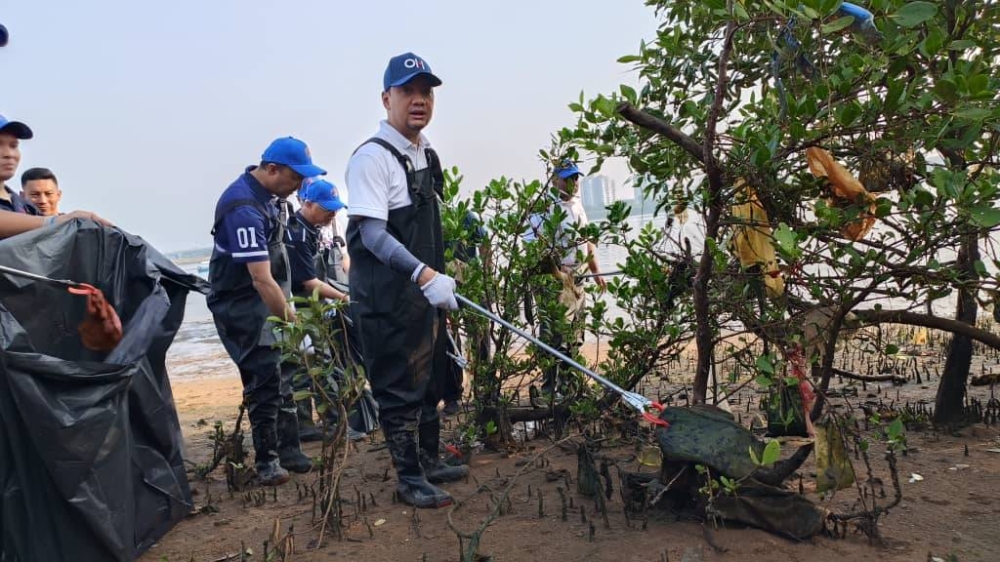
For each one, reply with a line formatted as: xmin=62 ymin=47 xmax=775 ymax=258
xmin=261 ymin=137 xmax=326 ymax=177
xmin=0 ymin=115 xmax=33 ymax=139
xmin=0 ymin=24 xmax=8 ymax=47
xmin=554 ymin=161 xmax=582 ymax=180
xmin=383 ymin=52 xmax=442 ymax=91
xmin=300 ymin=178 xmax=345 ymax=212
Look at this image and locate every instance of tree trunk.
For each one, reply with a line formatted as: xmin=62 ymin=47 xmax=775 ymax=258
xmin=933 ymin=231 xmax=980 ymax=427
xmin=691 ymin=207 xmax=721 ymax=404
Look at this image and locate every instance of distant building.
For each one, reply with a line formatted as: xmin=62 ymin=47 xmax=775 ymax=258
xmin=580 ymin=175 xmax=606 ymax=209
xmin=603 ymin=176 xmax=619 ymax=205
xmin=629 ymin=175 xmax=660 ymax=216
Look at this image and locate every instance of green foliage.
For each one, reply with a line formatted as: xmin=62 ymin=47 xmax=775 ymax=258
xmin=890 ymin=2 xmax=938 ymax=28
xmin=555 ymin=0 xmax=1000 ymax=403
xmin=885 ymin=417 xmax=908 ymax=452
xmin=271 ymin=291 xmax=365 ymax=436
xmin=749 ymin=439 xmax=782 ymax=467
xmin=438 ymin=134 xmax=696 ymax=439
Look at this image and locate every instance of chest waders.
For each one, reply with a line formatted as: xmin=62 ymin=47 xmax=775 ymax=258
xmin=346 ymin=138 xmax=467 ymax=508
xmin=289 ymin=219 xmax=374 ymax=443
xmin=319 ymin=242 xmax=350 ymax=286
xmin=208 ymin=197 xmax=310 ymax=482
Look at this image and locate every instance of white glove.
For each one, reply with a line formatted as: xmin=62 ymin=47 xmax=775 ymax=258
xmin=420 ymin=272 xmax=459 ymax=310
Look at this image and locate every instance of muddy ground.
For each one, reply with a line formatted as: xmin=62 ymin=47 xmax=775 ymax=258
xmin=141 ymin=336 xmax=1000 ymax=562
xmin=140 ymin=320 xmax=1000 ymax=562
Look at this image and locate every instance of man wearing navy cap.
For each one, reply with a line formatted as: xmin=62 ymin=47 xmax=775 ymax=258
xmin=524 ymin=161 xmax=605 ymax=401
xmin=208 ymin=136 xmax=325 ymax=485
xmin=0 ymin=114 xmax=110 ymax=237
xmin=345 ymin=52 xmax=467 ymax=509
xmin=0 ymin=116 xmax=40 ymax=216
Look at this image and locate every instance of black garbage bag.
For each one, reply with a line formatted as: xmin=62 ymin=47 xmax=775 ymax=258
xmin=0 ymin=219 xmax=208 ymax=562
xmin=763 ymin=383 xmax=809 ymax=438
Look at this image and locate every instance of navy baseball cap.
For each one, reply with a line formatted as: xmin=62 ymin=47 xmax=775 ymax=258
xmin=554 ymin=161 xmax=582 ymax=180
xmin=261 ymin=137 xmax=326 ymax=177
xmin=300 ymin=178 xmax=345 ymax=212
xmin=0 ymin=24 xmax=8 ymax=47
xmin=0 ymin=115 xmax=33 ymax=139
xmin=383 ymin=52 xmax=442 ymax=91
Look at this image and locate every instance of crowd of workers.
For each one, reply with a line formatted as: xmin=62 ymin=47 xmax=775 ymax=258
xmin=0 ymin=44 xmax=605 ymax=509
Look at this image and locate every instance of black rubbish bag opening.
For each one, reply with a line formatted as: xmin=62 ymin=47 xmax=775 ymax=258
xmin=0 ymin=219 xmax=208 ymax=562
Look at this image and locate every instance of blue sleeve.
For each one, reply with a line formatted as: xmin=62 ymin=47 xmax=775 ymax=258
xmin=219 ymin=206 xmax=269 ymax=263
xmin=287 ymin=227 xmax=318 ymax=293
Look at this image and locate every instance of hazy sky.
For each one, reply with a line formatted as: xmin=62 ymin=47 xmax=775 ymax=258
xmin=3 ymin=1 xmax=659 ymax=252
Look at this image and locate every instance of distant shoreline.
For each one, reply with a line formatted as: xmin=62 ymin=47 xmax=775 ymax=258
xmin=166 ymin=249 xmax=211 ymax=265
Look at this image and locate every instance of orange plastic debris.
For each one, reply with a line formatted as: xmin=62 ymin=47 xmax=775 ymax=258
xmin=67 ymin=283 xmax=123 ymax=352
xmin=805 ymin=147 xmax=877 ymax=241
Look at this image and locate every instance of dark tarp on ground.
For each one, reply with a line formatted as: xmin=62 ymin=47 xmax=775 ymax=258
xmin=0 ymin=219 xmax=208 ymax=561
xmin=656 ymin=405 xmax=825 ymax=540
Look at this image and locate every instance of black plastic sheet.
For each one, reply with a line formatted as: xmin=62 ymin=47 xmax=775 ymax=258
xmin=0 ymin=219 xmax=208 ymax=561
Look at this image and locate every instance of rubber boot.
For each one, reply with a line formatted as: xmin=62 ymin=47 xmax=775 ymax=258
xmin=384 ymin=424 xmax=453 ymax=508
xmin=277 ymin=408 xmax=313 ymax=474
xmin=297 ymin=398 xmax=324 ymax=443
xmin=419 ymin=418 xmax=469 ymax=484
xmin=288 ymin=361 xmax=323 ymax=443
xmin=441 ymin=399 xmax=461 ymax=416
xmin=321 ymin=405 xmax=344 ymax=442
xmin=252 ymin=425 xmax=289 ymax=486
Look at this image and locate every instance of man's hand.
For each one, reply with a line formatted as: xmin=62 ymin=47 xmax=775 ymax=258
xmin=247 ymin=261 xmax=294 ymax=322
xmin=420 ymin=271 xmax=459 ymax=310
xmin=58 ymin=210 xmax=113 ymax=227
xmin=304 ymin=278 xmax=351 ymax=304
xmin=593 ymin=274 xmax=607 ymax=292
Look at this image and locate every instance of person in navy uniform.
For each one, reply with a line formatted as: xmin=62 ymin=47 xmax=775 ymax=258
xmin=208 ymin=137 xmax=325 ymax=486
xmin=0 ymin=114 xmax=110 ymax=238
xmin=0 ymin=34 xmax=110 ymax=236
xmin=0 ymin=116 xmax=40 ymax=216
xmin=281 ymin=177 xmax=365 ymax=443
xmin=344 ymin=52 xmax=468 ymax=509
xmin=20 ymin=167 xmax=62 ymax=216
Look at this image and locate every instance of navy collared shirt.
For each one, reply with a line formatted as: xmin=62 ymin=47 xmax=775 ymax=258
xmin=286 ymin=210 xmax=319 ymax=297
xmin=0 ymin=184 xmax=39 ymax=215
xmin=212 ymin=167 xmax=278 ymax=264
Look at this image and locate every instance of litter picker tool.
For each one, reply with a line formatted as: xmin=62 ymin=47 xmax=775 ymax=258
xmin=0 ymin=264 xmax=123 ymax=352
xmin=455 ymin=293 xmax=666 ymax=426
xmin=445 ymin=330 xmax=469 ymax=369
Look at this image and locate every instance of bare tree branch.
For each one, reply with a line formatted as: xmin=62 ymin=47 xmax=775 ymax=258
xmin=692 ymin=13 xmax=738 ymax=404
xmin=615 ymin=102 xmax=705 ymax=164
xmin=831 ymin=368 xmax=907 ymax=384
xmin=853 ymin=308 xmax=1000 ymax=350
